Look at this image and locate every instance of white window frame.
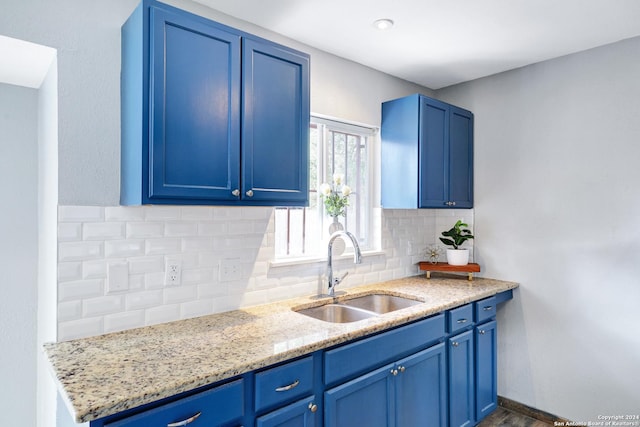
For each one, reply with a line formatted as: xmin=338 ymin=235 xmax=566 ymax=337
xmin=273 ymin=114 xmax=379 ymax=262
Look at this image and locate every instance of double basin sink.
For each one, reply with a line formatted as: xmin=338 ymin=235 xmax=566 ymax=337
xmin=294 ymin=293 xmax=422 ymax=323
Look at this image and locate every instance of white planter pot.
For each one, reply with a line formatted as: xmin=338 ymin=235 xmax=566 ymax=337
xmin=446 ymin=249 xmax=469 ymax=266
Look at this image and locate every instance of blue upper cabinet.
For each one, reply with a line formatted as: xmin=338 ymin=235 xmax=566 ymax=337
xmin=381 ymin=94 xmax=473 ymax=209
xmin=121 ymin=0 xmax=309 ymax=206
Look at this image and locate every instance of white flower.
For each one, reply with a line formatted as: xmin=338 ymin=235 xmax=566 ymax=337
xmin=320 ymin=183 xmax=332 ymax=196
xmin=333 ymin=173 xmax=344 ymax=186
xmin=341 ymin=185 xmax=351 ymax=196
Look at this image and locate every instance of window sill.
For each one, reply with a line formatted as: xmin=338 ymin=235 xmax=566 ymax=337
xmin=269 ymin=250 xmax=385 ymax=269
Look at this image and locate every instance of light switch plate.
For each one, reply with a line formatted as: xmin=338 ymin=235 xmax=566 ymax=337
xmin=107 ymin=262 xmax=129 ymax=293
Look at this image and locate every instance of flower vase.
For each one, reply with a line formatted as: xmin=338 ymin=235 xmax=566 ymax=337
xmin=328 ymin=217 xmax=345 ymax=255
xmin=328 ymin=216 xmax=344 ymax=234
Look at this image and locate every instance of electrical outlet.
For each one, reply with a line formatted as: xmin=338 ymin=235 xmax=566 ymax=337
xmin=164 ymin=259 xmax=182 ymax=286
xmin=107 ymin=261 xmax=129 ymax=293
xmin=219 ymin=259 xmax=242 ymax=282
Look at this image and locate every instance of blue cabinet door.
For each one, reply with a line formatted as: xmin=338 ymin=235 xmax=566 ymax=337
xmin=418 ymin=97 xmax=449 ymax=208
xmin=256 ymin=395 xmax=318 ymax=427
xmin=242 ymin=38 xmax=310 ymax=205
xmin=324 ymin=363 xmax=394 ymax=427
xmin=448 ymin=106 xmax=473 ymax=208
xmin=148 ymin=6 xmax=241 ymax=202
xmin=475 ymin=320 xmax=498 ymax=422
xmin=395 ymin=343 xmax=447 ymax=427
xmin=448 ymin=330 xmax=475 ymax=427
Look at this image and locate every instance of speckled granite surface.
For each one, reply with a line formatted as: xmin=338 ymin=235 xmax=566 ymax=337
xmin=44 ymin=275 xmax=518 ymax=423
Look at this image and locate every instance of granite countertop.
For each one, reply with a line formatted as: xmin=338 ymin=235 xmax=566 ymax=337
xmin=44 ymin=274 xmax=519 ymax=423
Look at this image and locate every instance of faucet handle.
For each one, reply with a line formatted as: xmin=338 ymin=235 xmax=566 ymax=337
xmin=334 ymin=271 xmax=349 ymax=286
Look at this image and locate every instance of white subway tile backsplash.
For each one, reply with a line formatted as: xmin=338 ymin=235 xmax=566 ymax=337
xmin=165 ymin=222 xmax=198 ymax=236
xmin=145 ymin=304 xmax=180 ymax=326
xmin=56 ymin=206 xmax=473 ymax=340
xmin=59 ymin=241 xmax=102 ymax=261
xmin=82 ymin=259 xmax=108 ymax=279
xmin=126 ymin=290 xmax=163 ymax=310
xmin=58 ymin=301 xmax=82 ymax=322
xmin=105 ymin=240 xmax=144 ymax=258
xmin=128 ymin=256 xmax=164 ymax=275
xmin=144 ymin=206 xmax=181 ymax=220
xmin=104 ymin=310 xmax=145 ymax=334
xmin=58 ymin=317 xmax=103 ymax=342
xmin=58 ymin=206 xmax=104 ymax=222
xmin=126 ymin=222 xmax=164 ymax=238
xmin=105 ymin=206 xmax=144 ymax=222
xmin=83 ymin=222 xmax=125 ymax=240
xmin=83 ymin=295 xmax=124 ymax=317
xmin=58 ymin=262 xmax=82 ymax=281
xmin=181 ymin=207 xmax=214 ymax=220
xmin=145 ymin=238 xmax=181 ymax=255
xmin=164 ymin=285 xmax=198 ymax=304
xmin=180 ymin=299 xmax=213 ymax=319
xmin=59 ymin=279 xmax=104 ymax=301
xmin=58 ymin=223 xmax=82 ymax=241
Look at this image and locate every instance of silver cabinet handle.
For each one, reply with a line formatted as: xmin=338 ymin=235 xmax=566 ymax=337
xmin=275 ymin=379 xmax=299 ymax=392
xmin=308 ymin=402 xmax=318 ymax=413
xmin=398 ymin=365 xmax=406 ymax=373
xmin=452 ymin=341 xmax=459 ymax=347
xmin=167 ymin=412 xmax=201 ymax=427
xmin=246 ymin=190 xmax=254 ymax=197
xmin=390 ymin=369 xmax=398 ymax=376
xmin=457 ymin=318 xmax=468 ymax=324
xmin=483 ymin=305 xmax=493 ymax=311
xmin=231 ymin=189 xmax=240 ymax=197
xmin=479 ymin=329 xmax=486 ymax=335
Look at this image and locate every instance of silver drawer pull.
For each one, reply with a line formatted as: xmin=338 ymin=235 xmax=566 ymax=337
xmin=483 ymin=305 xmax=493 ymax=311
xmin=457 ymin=318 xmax=468 ymax=324
xmin=275 ymin=379 xmax=300 ymax=392
xmin=167 ymin=412 xmax=201 ymax=427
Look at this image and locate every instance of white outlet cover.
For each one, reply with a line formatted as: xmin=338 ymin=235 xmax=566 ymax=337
xmin=107 ymin=262 xmax=129 ymax=293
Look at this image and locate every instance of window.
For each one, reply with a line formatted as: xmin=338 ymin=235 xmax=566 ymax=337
xmin=274 ymin=115 xmax=377 ymax=258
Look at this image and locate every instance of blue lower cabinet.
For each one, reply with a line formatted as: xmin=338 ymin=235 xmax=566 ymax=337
xmin=475 ymin=320 xmax=498 ymax=422
xmin=256 ymin=395 xmax=319 ymax=427
xmin=324 ymin=363 xmax=394 ymax=427
xmin=103 ymin=379 xmax=244 ymax=427
xmin=448 ymin=330 xmax=475 ymax=427
xmin=395 ymin=343 xmax=447 ymax=427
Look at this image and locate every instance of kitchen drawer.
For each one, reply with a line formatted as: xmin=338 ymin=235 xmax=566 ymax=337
xmin=447 ymin=303 xmax=474 ymax=334
xmin=105 ymin=379 xmax=243 ymax=427
xmin=475 ymin=296 xmax=497 ymax=323
xmin=255 ymin=355 xmax=314 ymax=413
xmin=324 ymin=313 xmax=445 ymax=386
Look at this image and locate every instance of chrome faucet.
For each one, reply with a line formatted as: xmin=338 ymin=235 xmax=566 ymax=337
xmin=326 ymin=231 xmax=362 ymax=297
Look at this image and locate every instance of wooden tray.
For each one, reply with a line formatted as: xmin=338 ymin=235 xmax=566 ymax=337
xmin=418 ymin=262 xmax=480 ymax=281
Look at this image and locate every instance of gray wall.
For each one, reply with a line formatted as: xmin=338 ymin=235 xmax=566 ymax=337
xmin=437 ymin=37 xmax=640 ymax=420
xmin=0 ymin=83 xmax=39 ymax=427
xmin=0 ymin=0 xmax=432 ymax=206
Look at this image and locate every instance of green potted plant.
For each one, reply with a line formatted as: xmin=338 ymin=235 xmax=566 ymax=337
xmin=439 ymin=220 xmax=474 ymax=265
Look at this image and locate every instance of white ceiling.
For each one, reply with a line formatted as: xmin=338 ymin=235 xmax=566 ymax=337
xmin=194 ymin=0 xmax=640 ymax=89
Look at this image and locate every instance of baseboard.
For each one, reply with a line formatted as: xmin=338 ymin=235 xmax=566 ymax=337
xmin=498 ymin=395 xmax=570 ymax=424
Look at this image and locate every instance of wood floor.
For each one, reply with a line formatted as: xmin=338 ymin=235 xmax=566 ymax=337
xmin=478 ymin=407 xmax=554 ymax=427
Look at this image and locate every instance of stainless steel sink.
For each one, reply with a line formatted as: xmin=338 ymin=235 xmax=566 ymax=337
xmin=295 ymin=304 xmax=377 ymax=323
xmin=294 ymin=293 xmax=422 ymax=323
xmin=342 ymin=293 xmax=422 ymax=314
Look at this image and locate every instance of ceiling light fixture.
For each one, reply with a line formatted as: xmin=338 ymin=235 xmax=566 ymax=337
xmin=373 ymin=19 xmax=394 ymax=30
